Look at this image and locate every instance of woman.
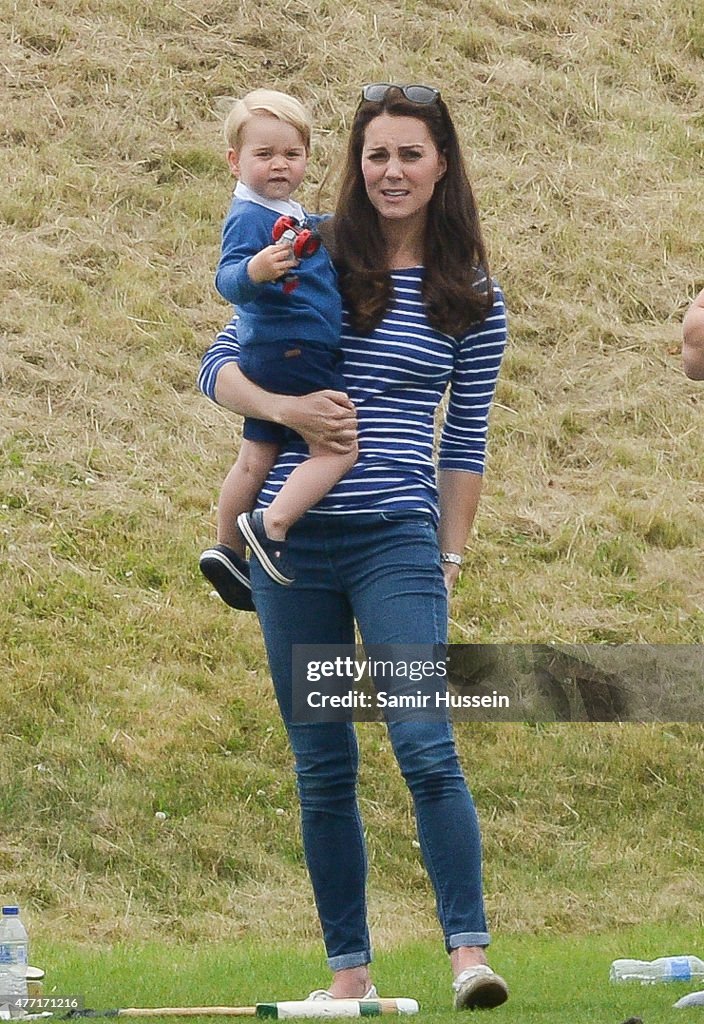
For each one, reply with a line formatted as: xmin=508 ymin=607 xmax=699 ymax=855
xmin=199 ymin=84 xmax=508 ymax=1011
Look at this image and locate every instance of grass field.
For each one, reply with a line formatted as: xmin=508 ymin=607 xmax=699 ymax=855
xmin=36 ymin=924 xmax=704 ymax=1023
xmin=1 ymin=0 xmax=703 ymax=960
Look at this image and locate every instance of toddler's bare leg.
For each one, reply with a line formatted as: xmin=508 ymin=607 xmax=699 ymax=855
xmin=217 ymin=439 xmax=279 ymax=554
xmin=262 ymin=441 xmax=358 ymax=541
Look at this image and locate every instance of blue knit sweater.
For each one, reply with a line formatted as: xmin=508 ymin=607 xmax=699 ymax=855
xmin=215 ymin=198 xmax=342 ymax=350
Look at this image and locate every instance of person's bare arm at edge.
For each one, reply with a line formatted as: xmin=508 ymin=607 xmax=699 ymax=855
xmin=437 ymin=469 xmax=483 ymax=595
xmin=683 ymin=287 xmax=704 ymax=380
xmin=213 ymin=361 xmax=357 ymax=453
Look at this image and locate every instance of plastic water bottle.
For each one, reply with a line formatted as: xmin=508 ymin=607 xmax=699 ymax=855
xmin=674 ymin=991 xmax=704 ymax=1008
xmin=610 ymin=956 xmax=704 ymax=984
xmin=0 ymin=906 xmax=29 ymax=1016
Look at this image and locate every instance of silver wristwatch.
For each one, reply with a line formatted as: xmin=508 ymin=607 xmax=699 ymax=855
xmin=440 ymin=552 xmax=463 ymax=566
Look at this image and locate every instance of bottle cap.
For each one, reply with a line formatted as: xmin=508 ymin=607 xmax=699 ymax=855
xmin=1 ymin=906 xmax=20 ymax=915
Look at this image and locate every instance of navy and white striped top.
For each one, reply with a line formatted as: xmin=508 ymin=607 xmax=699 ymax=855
xmin=198 ymin=268 xmax=507 ymax=523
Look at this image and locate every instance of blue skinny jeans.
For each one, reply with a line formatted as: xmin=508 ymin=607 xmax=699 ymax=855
xmin=250 ymin=511 xmax=490 ymax=970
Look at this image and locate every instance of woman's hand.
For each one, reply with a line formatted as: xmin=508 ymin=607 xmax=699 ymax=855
xmin=212 ymin=363 xmax=357 ymax=452
xmin=280 ymin=389 xmax=358 ymax=453
xmin=442 ymin=561 xmax=462 ymax=595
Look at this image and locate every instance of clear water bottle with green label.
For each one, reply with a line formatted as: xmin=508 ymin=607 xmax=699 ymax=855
xmin=0 ymin=906 xmax=29 ymax=1016
xmin=610 ymin=956 xmax=704 ymax=984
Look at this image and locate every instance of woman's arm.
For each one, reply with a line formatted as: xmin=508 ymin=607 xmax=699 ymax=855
xmin=198 ymin=321 xmax=357 ymax=452
xmin=437 ymin=469 xmax=483 ymax=593
xmin=683 ymin=288 xmax=704 ymax=380
xmin=436 ymin=281 xmax=508 ymax=592
xmin=214 ymin=361 xmax=357 ymax=452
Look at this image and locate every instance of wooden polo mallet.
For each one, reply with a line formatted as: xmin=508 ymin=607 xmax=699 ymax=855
xmin=38 ymin=998 xmax=419 ymax=1020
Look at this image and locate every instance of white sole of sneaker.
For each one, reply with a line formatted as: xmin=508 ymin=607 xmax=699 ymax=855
xmin=199 ymin=549 xmax=250 ymax=589
xmin=453 ymin=968 xmax=508 ymax=1011
xmin=237 ymin=513 xmax=294 ymax=586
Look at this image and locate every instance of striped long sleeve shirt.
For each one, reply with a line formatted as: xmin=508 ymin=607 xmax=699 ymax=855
xmin=198 ymin=268 xmax=507 ymax=523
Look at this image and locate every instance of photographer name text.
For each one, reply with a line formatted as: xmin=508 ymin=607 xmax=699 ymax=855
xmin=306 ymin=689 xmax=510 ymax=710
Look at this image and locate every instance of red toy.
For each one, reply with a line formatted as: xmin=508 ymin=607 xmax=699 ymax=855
xmin=272 ymin=215 xmax=321 ymax=293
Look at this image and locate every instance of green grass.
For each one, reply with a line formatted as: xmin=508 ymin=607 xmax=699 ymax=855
xmin=35 ymin=924 xmax=704 ymax=1023
xmin=2 ymin=0 xmax=704 ymax=951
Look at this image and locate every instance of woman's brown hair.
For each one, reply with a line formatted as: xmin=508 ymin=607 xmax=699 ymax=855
xmin=333 ymin=88 xmax=492 ymax=337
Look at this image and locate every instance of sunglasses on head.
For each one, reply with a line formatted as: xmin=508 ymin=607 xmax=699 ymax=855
xmin=361 ymin=83 xmax=441 ymax=105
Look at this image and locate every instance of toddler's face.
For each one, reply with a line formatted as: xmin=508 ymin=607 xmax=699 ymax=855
xmin=229 ymin=113 xmax=308 ymax=202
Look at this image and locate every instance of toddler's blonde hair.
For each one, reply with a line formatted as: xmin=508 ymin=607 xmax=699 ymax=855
xmin=224 ymin=89 xmax=312 ymax=152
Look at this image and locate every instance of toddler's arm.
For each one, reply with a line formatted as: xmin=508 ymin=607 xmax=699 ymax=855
xmin=215 ymin=203 xmax=294 ymax=304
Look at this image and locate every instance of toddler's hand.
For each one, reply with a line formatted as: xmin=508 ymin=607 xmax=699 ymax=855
xmin=248 ymin=243 xmax=298 ymax=284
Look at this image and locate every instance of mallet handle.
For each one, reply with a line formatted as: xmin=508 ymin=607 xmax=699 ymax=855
xmin=114 ymin=1000 xmax=418 ymax=1019
xmin=119 ymin=1012 xmax=257 ymax=1018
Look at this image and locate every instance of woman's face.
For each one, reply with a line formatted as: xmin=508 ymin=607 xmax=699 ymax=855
xmin=361 ymin=113 xmax=447 ymax=225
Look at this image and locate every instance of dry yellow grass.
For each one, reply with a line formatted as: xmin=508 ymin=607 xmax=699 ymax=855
xmin=1 ymin=0 xmax=703 ymax=944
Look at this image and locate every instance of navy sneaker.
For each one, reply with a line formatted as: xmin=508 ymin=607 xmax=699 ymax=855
xmin=237 ymin=510 xmax=295 ymax=585
xmin=199 ymin=544 xmax=255 ymax=611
